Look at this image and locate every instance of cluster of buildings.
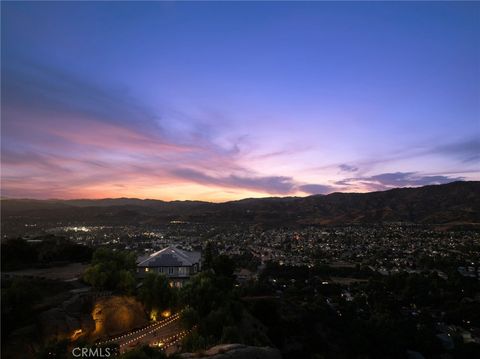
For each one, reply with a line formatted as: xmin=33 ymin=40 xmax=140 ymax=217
xmin=5 ymin=219 xmax=479 ymax=355
xmin=208 ymin=225 xmax=479 ymax=275
xmin=34 ymin=222 xmax=479 ymax=281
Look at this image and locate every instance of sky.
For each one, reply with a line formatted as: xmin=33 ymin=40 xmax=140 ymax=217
xmin=1 ymin=1 xmax=479 ymax=202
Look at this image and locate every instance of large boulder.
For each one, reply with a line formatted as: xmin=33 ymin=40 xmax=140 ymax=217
xmin=38 ymin=294 xmax=147 ymax=341
xmin=180 ymin=344 xmax=282 ymax=359
xmin=91 ymin=295 xmax=148 ymax=339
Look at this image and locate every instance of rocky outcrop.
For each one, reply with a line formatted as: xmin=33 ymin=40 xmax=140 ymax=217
xmin=91 ymin=295 xmax=148 ymax=339
xmin=38 ymin=293 xmax=95 ymax=341
xmin=38 ymin=294 xmax=147 ymax=341
xmin=180 ymin=344 xmax=282 ymax=359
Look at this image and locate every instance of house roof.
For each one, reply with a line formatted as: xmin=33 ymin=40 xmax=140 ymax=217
xmin=137 ymin=245 xmax=201 ymax=267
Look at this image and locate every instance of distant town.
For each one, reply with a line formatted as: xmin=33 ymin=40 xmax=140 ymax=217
xmin=2 ymin=182 xmax=480 ymax=359
xmin=16 ymin=221 xmax=480 ymax=280
xmin=3 ymin=0 xmax=479 ymax=358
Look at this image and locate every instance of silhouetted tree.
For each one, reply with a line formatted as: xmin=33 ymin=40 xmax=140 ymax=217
xmin=138 ymin=273 xmax=177 ymax=312
xmin=83 ymin=248 xmax=136 ymax=293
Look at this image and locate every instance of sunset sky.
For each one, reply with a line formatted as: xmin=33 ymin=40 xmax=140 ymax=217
xmin=1 ymin=1 xmax=479 ymax=201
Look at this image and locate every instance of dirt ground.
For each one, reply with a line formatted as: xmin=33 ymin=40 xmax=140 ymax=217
xmin=4 ymin=262 xmax=88 ymax=281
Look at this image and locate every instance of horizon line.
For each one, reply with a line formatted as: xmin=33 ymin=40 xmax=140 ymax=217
xmin=0 ymin=180 xmax=474 ymax=204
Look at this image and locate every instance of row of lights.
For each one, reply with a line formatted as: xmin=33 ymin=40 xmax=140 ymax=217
xmin=153 ymin=329 xmax=189 ymax=346
xmin=97 ymin=312 xmax=181 ymax=346
xmin=160 ymin=326 xmax=197 ymax=350
xmin=119 ymin=315 xmax=181 ymax=348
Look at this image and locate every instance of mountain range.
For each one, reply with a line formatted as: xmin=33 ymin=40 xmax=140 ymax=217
xmin=1 ymin=181 xmax=479 ymax=231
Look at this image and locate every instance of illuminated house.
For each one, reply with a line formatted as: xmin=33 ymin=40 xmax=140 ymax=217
xmin=136 ymin=245 xmax=201 ymax=287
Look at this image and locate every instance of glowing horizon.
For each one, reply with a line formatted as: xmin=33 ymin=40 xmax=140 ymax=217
xmin=1 ymin=2 xmax=479 ymax=201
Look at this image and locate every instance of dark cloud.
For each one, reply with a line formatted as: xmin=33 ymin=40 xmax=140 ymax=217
xmin=172 ymin=168 xmax=338 ymax=195
xmin=298 ymin=184 xmax=335 ymax=195
xmin=336 ymin=171 xmax=464 ymax=191
xmin=171 ymin=168 xmax=297 ymax=194
xmin=339 ymin=164 xmax=358 ymax=172
xmin=371 ymin=172 xmax=464 ymax=186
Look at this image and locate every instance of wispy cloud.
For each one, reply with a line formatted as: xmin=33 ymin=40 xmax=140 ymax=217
xmin=338 ymin=164 xmax=358 ymax=173
xmin=336 ymin=172 xmax=464 ymax=191
xmin=170 ymin=168 xmax=339 ymax=196
xmin=170 ymin=168 xmax=297 ymax=194
xmin=430 ymin=138 xmax=480 ymax=163
xmin=2 ymin=61 xmax=478 ymax=200
xmin=1 ymin=61 xmax=318 ymax=199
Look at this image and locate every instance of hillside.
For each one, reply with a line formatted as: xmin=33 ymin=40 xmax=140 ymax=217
xmin=1 ymin=181 xmax=479 ymax=230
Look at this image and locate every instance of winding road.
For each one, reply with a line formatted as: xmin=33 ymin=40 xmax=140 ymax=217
xmin=97 ymin=312 xmax=190 ymax=354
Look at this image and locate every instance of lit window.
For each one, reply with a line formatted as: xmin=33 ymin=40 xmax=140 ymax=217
xmin=145 ymin=267 xmax=149 ymax=272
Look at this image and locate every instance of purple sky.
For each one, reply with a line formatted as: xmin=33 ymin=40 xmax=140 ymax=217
xmin=1 ymin=2 xmax=479 ymax=201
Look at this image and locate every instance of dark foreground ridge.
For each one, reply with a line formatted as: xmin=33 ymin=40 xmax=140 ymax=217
xmin=180 ymin=344 xmax=281 ymax=359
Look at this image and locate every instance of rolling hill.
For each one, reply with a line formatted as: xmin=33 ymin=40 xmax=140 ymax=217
xmin=1 ymin=181 xmax=479 ymax=231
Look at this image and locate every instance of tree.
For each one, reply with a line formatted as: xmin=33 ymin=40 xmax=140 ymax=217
xmin=1 ymin=237 xmax=93 ymax=271
xmin=203 ymin=241 xmax=215 ymax=270
xmin=211 ymin=255 xmax=235 ymax=291
xmin=84 ymin=248 xmax=137 ymax=293
xmin=138 ymin=273 xmax=177 ymax=313
xmin=2 ymin=277 xmax=40 ymax=343
xmin=180 ymin=306 xmax=200 ymax=329
xmin=117 ymin=270 xmax=136 ymax=294
xmin=221 ymin=326 xmax=241 ymax=343
xmin=182 ymin=332 xmax=207 ymax=352
xmin=180 ymin=271 xmax=225 ymax=316
xmin=1 ymin=238 xmax=37 ymax=270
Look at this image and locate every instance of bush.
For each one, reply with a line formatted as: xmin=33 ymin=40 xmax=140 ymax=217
xmin=138 ymin=273 xmax=178 ymax=313
xmin=83 ymin=248 xmax=136 ymax=293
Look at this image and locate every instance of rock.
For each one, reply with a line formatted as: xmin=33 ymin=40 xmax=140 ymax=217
xmin=38 ymin=306 xmax=95 ymax=341
xmin=180 ymin=344 xmax=282 ymax=359
xmin=91 ymin=296 xmax=148 ymax=339
xmin=38 ymin=292 xmax=95 ymax=341
xmin=38 ymin=294 xmax=147 ymax=341
xmin=62 ymin=294 xmax=85 ymax=312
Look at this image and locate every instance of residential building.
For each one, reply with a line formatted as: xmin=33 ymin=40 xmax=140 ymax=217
xmin=136 ymin=245 xmax=201 ymax=287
